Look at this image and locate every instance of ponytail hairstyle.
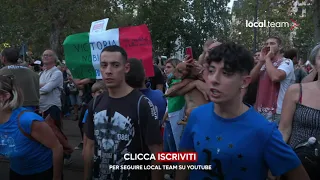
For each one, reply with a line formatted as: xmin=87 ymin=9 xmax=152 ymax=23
xmin=0 ymin=75 xmax=23 ymax=111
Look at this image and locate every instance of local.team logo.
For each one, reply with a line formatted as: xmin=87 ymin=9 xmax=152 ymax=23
xmin=290 ymin=18 xmax=299 ymax=30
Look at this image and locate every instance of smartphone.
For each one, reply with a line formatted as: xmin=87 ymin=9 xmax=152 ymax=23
xmin=160 ymin=56 xmax=167 ymax=65
xmin=185 ymin=47 xmax=193 ymax=59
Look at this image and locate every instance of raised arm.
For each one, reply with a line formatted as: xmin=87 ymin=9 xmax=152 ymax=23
xmin=250 ymin=48 xmax=267 ymax=83
xmin=165 ymin=79 xmax=193 ymax=96
xmin=301 ymin=70 xmax=317 ymax=83
xmin=166 ymin=80 xmax=209 ymax=100
xmin=265 ymin=57 xmax=291 ymax=82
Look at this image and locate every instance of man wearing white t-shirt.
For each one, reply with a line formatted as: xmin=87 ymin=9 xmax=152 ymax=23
xmin=250 ymin=37 xmax=295 ymax=123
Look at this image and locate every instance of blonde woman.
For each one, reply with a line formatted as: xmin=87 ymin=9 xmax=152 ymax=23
xmin=162 ymin=58 xmax=181 ymax=180
xmin=0 ymin=75 xmax=63 ymax=180
xmin=164 ymin=58 xmax=181 ymax=90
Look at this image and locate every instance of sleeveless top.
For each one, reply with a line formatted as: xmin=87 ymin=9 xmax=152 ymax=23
xmin=288 ymin=83 xmax=320 ymax=148
xmin=255 ymin=59 xmax=284 ymax=120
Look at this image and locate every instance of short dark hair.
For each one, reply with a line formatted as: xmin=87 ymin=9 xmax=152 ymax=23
xmin=1 ymin=47 xmax=20 ymax=64
xmin=268 ymin=36 xmax=282 ymax=46
xmin=284 ymin=48 xmax=298 ymax=60
xmin=206 ymin=42 xmax=254 ymax=74
xmin=126 ymin=58 xmax=145 ymax=88
xmin=101 ymin=45 xmax=128 ymax=62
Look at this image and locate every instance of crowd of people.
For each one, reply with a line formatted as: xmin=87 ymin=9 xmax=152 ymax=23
xmin=0 ymin=36 xmax=319 ymax=180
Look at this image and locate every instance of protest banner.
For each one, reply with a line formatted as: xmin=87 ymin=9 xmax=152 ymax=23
xmin=90 ymin=18 xmax=109 ymax=33
xmin=63 ymin=24 xmax=154 ymax=79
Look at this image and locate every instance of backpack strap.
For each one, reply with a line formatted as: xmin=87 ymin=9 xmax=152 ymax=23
xmin=137 ymin=95 xmax=144 ymax=152
xmin=92 ymin=96 xmax=97 ymax=112
xmin=17 ymin=110 xmax=36 ymax=141
xmin=137 ymin=95 xmax=143 ymax=125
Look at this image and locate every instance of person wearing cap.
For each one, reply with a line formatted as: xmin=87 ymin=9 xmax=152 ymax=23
xmin=33 ymin=60 xmax=42 ymax=65
xmin=0 ymin=47 xmax=40 ymax=112
xmin=32 ymin=60 xmax=42 ymax=74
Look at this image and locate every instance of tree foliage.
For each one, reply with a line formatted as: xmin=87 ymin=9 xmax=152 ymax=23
xmin=291 ymin=3 xmax=315 ymax=59
xmin=0 ymin=0 xmax=231 ymax=60
xmin=182 ymin=0 xmax=231 ymax=57
xmin=231 ymin=0 xmax=319 ymax=59
xmin=0 ymin=0 xmax=106 ymax=57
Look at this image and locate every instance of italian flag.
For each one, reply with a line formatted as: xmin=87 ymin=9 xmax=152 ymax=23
xmin=63 ymin=24 xmax=154 ymax=79
xmin=167 ymin=79 xmax=186 ymax=151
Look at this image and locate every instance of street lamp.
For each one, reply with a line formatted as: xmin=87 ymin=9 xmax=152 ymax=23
xmin=253 ymin=0 xmax=258 ymax=53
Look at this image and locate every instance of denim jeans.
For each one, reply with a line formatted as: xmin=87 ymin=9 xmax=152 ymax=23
xmin=163 ymin=121 xmax=177 ymax=152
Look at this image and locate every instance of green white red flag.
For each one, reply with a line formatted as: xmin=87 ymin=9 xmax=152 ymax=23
xmin=63 ymin=24 xmax=154 ymax=79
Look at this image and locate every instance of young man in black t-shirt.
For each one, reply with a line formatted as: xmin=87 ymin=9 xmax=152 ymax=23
xmin=83 ymin=46 xmax=163 ymax=180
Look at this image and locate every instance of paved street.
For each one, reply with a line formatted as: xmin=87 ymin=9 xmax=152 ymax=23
xmin=0 ymin=117 xmax=84 ymax=180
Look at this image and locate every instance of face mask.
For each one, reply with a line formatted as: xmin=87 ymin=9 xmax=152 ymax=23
xmin=167 ymin=72 xmax=173 ymax=79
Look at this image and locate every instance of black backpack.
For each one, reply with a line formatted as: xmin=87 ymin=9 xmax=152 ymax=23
xmin=294 ymin=136 xmax=320 ymax=179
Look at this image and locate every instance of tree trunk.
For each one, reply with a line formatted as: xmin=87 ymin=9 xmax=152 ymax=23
xmin=49 ymin=19 xmax=62 ymax=60
xmin=313 ymin=0 xmax=320 ymax=43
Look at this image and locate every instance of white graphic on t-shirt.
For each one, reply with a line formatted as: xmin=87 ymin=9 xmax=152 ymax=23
xmin=0 ymin=135 xmax=17 ymax=157
xmin=147 ymin=98 xmax=158 ymax=120
xmin=154 ymin=105 xmax=159 ymax=120
xmin=93 ymin=110 xmax=135 ymax=180
xmin=143 ymin=96 xmax=159 ymax=121
xmin=7 ymin=65 xmax=29 ymax=69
